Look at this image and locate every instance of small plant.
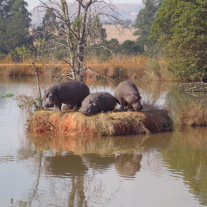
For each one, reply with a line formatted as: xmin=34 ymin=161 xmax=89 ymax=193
xmin=16 ymin=95 xmax=43 ymax=112
xmin=0 ymin=93 xmax=43 ymax=115
xmin=1 ymin=93 xmax=14 ymax=98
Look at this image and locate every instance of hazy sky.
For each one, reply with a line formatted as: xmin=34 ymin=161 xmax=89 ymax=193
xmin=25 ymin=0 xmax=143 ymax=11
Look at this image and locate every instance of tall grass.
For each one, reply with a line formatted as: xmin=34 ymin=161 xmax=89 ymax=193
xmin=175 ymin=100 xmax=207 ymax=126
xmin=0 ymin=65 xmax=33 ymax=76
xmin=87 ymin=55 xmax=174 ymax=80
xmin=0 ymin=54 xmax=175 ymax=80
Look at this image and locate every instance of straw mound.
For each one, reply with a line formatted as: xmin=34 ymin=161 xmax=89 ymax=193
xmin=29 ymin=109 xmax=172 ymax=136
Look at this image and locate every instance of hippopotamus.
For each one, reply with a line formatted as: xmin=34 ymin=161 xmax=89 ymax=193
xmin=80 ymin=92 xmax=116 ymax=116
xmin=43 ymin=80 xmax=90 ymax=111
xmin=114 ymin=80 xmax=143 ymax=111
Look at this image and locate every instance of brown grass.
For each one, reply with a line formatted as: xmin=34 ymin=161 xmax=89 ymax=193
xmin=28 ymin=108 xmax=172 ymax=137
xmin=0 ymin=55 xmax=173 ymax=80
xmin=0 ymin=65 xmax=34 ymax=76
xmin=87 ymin=55 xmax=172 ymax=80
xmin=175 ymin=101 xmax=207 ymax=126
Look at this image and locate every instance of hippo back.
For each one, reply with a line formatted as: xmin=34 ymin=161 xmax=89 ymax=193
xmin=54 ymin=80 xmax=90 ymax=105
xmin=44 ymin=80 xmax=90 ymax=110
xmin=80 ymin=92 xmax=116 ymax=115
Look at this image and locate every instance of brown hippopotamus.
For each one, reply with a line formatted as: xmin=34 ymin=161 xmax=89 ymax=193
xmin=114 ymin=80 xmax=143 ymax=111
xmin=80 ymin=92 xmax=116 ymax=116
xmin=43 ymin=80 xmax=90 ymax=111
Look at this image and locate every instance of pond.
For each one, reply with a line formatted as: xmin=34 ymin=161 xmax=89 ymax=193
xmin=0 ymin=76 xmax=207 ymax=207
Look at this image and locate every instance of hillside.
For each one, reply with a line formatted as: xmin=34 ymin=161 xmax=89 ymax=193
xmin=103 ymin=24 xmax=138 ymax=43
xmin=30 ymin=3 xmax=144 ymax=25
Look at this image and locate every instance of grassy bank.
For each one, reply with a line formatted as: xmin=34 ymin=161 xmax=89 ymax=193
xmin=0 ymin=64 xmax=34 ymax=76
xmin=175 ymin=101 xmax=207 ymax=127
xmin=28 ymin=108 xmax=172 ymax=137
xmin=90 ymin=56 xmax=173 ymax=80
xmin=0 ymin=55 xmax=175 ymax=80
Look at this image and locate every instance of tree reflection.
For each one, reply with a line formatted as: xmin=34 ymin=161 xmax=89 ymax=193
xmin=162 ymin=128 xmax=207 ymax=206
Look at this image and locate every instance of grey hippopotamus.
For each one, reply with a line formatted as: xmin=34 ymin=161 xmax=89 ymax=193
xmin=80 ymin=92 xmax=116 ymax=116
xmin=43 ymin=80 xmax=90 ymax=111
xmin=114 ymin=80 xmax=143 ymax=111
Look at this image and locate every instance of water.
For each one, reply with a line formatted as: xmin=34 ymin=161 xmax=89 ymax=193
xmin=0 ymin=76 xmax=207 ymax=207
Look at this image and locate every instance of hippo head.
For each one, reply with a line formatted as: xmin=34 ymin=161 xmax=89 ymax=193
xmin=43 ymin=90 xmax=58 ymax=108
xmin=80 ymin=99 xmax=98 ymax=116
xmin=127 ymin=93 xmax=143 ymax=111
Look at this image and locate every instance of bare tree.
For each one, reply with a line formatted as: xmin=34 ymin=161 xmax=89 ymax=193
xmin=34 ymin=0 xmax=122 ymax=82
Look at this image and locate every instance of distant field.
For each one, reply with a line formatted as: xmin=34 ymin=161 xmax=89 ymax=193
xmin=103 ymin=24 xmax=138 ymax=43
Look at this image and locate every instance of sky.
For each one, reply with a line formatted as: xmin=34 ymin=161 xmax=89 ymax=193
xmin=25 ymin=0 xmax=143 ymax=11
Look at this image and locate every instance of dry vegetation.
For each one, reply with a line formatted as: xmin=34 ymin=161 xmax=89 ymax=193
xmin=0 ymin=64 xmax=33 ymax=76
xmin=28 ymin=108 xmax=172 ymax=137
xmin=0 ymin=55 xmax=174 ymax=80
xmin=86 ymin=55 xmax=173 ymax=80
xmin=175 ymin=101 xmax=207 ymax=126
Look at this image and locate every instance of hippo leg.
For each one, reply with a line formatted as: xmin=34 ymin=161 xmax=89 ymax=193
xmin=128 ymin=104 xmax=134 ymax=111
xmin=119 ymin=98 xmax=125 ymax=112
xmin=54 ymin=102 xmax=62 ymax=111
xmin=124 ymin=106 xmax=128 ymax=111
xmin=74 ymin=102 xmax=81 ymax=112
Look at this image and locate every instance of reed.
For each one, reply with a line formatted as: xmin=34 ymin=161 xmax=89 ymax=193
xmin=0 ymin=64 xmax=34 ymax=76
xmin=0 ymin=55 xmax=174 ymax=80
xmin=175 ymin=101 xmax=207 ymax=126
xmin=88 ymin=55 xmax=173 ymax=80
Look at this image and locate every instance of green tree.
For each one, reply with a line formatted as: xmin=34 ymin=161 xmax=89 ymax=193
xmin=123 ymin=19 xmax=132 ymax=28
xmin=90 ymin=38 xmax=119 ymax=60
xmin=6 ymin=0 xmax=31 ymax=52
xmin=151 ymin=0 xmax=207 ymax=80
xmin=0 ymin=13 xmax=7 ymax=55
xmin=0 ymin=0 xmax=15 ymax=55
xmin=31 ymin=8 xmax=60 ymax=59
xmin=116 ymin=40 xmax=144 ymax=55
xmin=89 ymin=17 xmax=107 ymax=45
xmin=134 ymin=0 xmax=162 ymax=54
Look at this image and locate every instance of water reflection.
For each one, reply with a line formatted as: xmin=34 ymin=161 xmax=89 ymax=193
xmin=27 ymin=133 xmax=146 ymax=179
xmin=23 ymin=129 xmax=207 ymax=206
xmin=114 ymin=154 xmax=142 ymax=178
xmin=45 ymin=154 xmax=88 ymax=177
xmin=162 ymin=127 xmax=207 ymax=206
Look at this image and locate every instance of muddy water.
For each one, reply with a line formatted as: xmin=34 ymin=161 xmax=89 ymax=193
xmin=0 ymin=76 xmax=207 ymax=207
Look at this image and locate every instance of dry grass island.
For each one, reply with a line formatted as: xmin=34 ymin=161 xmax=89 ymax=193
xmin=28 ymin=107 xmax=172 ymax=137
